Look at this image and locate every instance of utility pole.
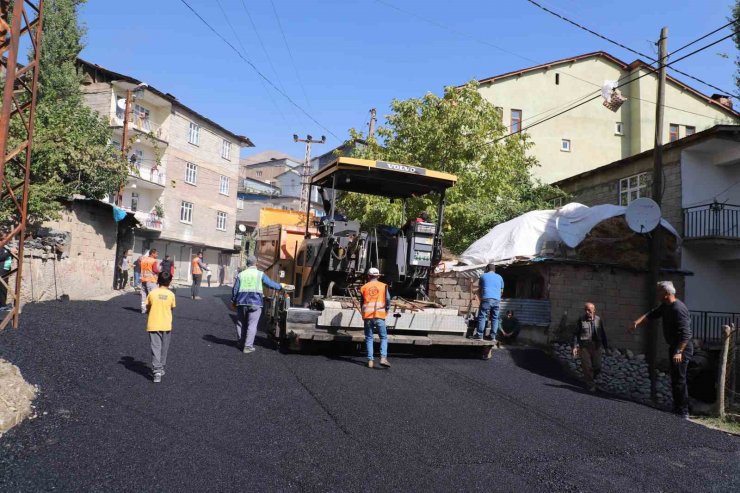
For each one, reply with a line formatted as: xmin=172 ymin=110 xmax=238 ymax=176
xmin=368 ymin=108 xmax=377 ymax=138
xmin=117 ymin=89 xmax=133 ymax=207
xmin=647 ymin=26 xmax=668 ymax=403
xmin=293 ymin=134 xmax=325 ymax=214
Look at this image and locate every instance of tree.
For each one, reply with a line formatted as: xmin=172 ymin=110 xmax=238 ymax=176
xmin=735 ymin=0 xmax=740 ymax=93
xmin=337 ymin=82 xmax=564 ymax=254
xmin=1 ymin=0 xmax=127 ymax=227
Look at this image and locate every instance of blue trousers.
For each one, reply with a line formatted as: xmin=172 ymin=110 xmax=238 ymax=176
xmin=364 ymin=318 xmax=388 ymax=360
xmin=476 ymin=298 xmax=500 ymax=338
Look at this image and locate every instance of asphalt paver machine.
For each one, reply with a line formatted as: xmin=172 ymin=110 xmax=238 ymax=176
xmin=268 ymin=157 xmax=494 ymax=357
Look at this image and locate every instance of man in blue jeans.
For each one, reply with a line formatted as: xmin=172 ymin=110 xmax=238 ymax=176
xmin=473 ymin=263 xmax=504 ymax=340
xmin=360 ymin=267 xmax=392 ymax=368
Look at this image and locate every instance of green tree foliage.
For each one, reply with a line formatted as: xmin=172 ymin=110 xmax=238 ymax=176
xmin=338 ymin=82 xmax=564 ymax=254
xmin=1 ymin=0 xmax=127 ymax=227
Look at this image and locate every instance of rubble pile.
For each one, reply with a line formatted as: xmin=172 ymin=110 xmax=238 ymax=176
xmin=22 ymin=228 xmax=70 ymax=258
xmin=0 ymin=359 xmax=37 ymax=436
xmin=552 ymin=342 xmax=673 ymax=408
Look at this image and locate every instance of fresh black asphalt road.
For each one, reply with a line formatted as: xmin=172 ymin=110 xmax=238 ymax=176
xmin=1 ymin=287 xmax=739 ymax=492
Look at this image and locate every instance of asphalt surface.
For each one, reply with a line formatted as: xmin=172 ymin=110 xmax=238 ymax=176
xmin=1 ymin=287 xmax=739 ymax=492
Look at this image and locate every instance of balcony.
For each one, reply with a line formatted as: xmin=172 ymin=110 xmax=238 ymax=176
xmin=111 ymin=113 xmax=169 ymax=143
xmin=133 ymin=211 xmax=164 ymax=232
xmin=128 ymin=165 xmax=165 ymax=189
xmin=683 ymin=203 xmax=740 ymax=242
xmin=690 ymin=311 xmax=740 ymax=345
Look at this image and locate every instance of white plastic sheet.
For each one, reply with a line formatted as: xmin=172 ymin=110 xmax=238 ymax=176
xmin=459 ymin=202 xmax=680 ymax=265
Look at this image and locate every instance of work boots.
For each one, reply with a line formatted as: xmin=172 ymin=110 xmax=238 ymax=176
xmin=380 ymin=357 xmax=391 ymax=368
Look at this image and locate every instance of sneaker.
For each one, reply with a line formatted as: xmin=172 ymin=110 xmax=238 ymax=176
xmin=243 ymin=346 xmax=256 ymax=354
xmin=194 ymin=296 xmax=202 ymax=300
xmin=380 ymin=357 xmax=391 ymax=368
xmin=153 ymin=372 xmax=162 ymax=383
xmin=367 ymin=360 xmax=374 ymax=368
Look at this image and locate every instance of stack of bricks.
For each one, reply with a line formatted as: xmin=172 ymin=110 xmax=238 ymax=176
xmin=429 ymin=269 xmax=481 ymax=317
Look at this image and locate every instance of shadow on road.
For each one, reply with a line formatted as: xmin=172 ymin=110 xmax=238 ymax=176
xmin=122 ymin=307 xmax=142 ymax=313
xmin=203 ymin=334 xmax=239 ymax=349
xmin=507 ymin=347 xmax=581 ymax=386
xmin=118 ymin=356 xmax=151 ymax=381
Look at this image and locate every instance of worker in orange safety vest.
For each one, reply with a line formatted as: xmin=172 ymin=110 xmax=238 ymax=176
xmin=359 ymin=267 xmax=392 ymax=369
xmin=139 ymin=249 xmax=160 ymax=314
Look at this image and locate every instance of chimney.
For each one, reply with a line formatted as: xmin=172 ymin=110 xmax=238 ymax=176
xmin=711 ymin=93 xmax=733 ymax=110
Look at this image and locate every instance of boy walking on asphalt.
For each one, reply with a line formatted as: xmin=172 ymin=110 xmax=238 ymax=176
xmin=146 ymin=272 xmax=176 ymax=383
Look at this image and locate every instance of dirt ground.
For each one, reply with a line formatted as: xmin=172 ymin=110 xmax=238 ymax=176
xmin=0 ymin=358 xmax=36 ymax=436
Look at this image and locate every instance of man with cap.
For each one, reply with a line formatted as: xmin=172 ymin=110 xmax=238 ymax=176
xmin=473 ymin=263 xmax=504 ymax=340
xmin=231 ymin=255 xmax=282 ymax=354
xmin=359 ymin=267 xmax=392 ymax=368
xmin=629 ymin=281 xmax=693 ymax=419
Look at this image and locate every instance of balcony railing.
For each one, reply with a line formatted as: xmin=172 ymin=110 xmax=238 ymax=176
xmin=683 ymin=203 xmax=740 ymax=240
xmin=133 ymin=211 xmax=164 ymax=231
xmin=111 ymin=115 xmax=168 ymax=142
xmin=690 ymin=311 xmax=740 ymax=345
xmin=129 ymin=165 xmax=165 ymax=186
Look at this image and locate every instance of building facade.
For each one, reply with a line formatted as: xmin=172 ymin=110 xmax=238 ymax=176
xmin=475 ymin=52 xmax=739 ymax=183
xmin=555 ymin=125 xmax=740 ymax=343
xmin=78 ymin=59 xmax=253 ymax=283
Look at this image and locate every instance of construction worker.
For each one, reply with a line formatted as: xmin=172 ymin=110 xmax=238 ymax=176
xmin=231 ymin=255 xmax=282 ymax=354
xmin=139 ymin=249 xmax=160 ymax=314
xmin=360 ymin=267 xmax=391 ymax=369
xmin=191 ymin=252 xmax=208 ymax=300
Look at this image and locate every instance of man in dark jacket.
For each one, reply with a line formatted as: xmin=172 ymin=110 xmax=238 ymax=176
xmin=573 ymin=302 xmax=609 ymax=392
xmin=0 ymin=244 xmax=17 ymax=311
xmin=629 ymin=281 xmax=693 ymax=419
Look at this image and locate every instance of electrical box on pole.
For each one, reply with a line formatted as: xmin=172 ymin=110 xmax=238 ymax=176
xmin=293 ymin=134 xmax=326 ymax=214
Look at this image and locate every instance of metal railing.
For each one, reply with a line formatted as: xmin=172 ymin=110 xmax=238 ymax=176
xmin=690 ymin=311 xmax=740 ymax=345
xmin=111 ymin=115 xmax=169 ymax=141
xmin=683 ymin=203 xmax=740 ymax=240
xmin=129 ymin=165 xmax=166 ymax=186
xmin=133 ymin=211 xmax=164 ymax=231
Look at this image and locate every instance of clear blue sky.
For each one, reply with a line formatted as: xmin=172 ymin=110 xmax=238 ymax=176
xmin=79 ymin=0 xmax=738 ymax=159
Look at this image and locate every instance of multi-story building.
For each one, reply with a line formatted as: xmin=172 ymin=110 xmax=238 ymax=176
xmin=473 ymin=52 xmax=739 ymax=183
xmin=78 ymin=59 xmax=254 ymax=283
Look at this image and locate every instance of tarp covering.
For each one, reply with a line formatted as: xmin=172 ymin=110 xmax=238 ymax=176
xmin=460 ymin=202 xmax=680 ymax=265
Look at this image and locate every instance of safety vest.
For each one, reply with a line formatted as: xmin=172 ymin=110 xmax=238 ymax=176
xmin=2 ymin=248 xmax=11 ymax=270
xmin=191 ymin=257 xmax=202 ymax=276
xmin=360 ymin=280 xmax=388 ymax=320
xmin=140 ymin=256 xmax=157 ymax=283
xmin=237 ymin=268 xmax=263 ymax=293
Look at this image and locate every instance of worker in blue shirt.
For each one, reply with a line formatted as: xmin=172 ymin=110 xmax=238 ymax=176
xmin=472 ymin=263 xmax=504 ymax=340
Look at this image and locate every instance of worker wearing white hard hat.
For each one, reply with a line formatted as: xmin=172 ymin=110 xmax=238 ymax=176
xmin=359 ymin=267 xmax=391 ymax=368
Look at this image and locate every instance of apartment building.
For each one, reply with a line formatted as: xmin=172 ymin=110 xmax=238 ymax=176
xmin=474 ymin=52 xmax=740 ymax=183
xmin=78 ymin=59 xmax=254 ymax=282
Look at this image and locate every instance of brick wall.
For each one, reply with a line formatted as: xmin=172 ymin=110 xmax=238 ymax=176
xmin=12 ymin=201 xmax=118 ymax=304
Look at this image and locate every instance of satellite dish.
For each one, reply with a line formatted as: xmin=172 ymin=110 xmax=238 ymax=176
xmin=238 ymin=224 xmax=247 ymax=233
xmin=625 ymin=197 xmax=661 ymax=233
xmin=116 ymin=98 xmax=127 ymax=110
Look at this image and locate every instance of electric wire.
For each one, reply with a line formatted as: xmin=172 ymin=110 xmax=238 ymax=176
xmin=524 ymin=0 xmax=740 ymax=98
xmin=269 ymin=0 xmax=313 ymax=111
xmin=178 ymin=0 xmax=341 ymax=141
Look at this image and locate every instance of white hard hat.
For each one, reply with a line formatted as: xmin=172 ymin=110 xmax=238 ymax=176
xmin=368 ymin=267 xmax=380 ymax=277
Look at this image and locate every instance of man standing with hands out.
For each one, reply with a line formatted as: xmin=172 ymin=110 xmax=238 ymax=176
xmin=573 ymin=302 xmax=608 ymax=392
xmin=629 ymin=281 xmax=693 ymax=419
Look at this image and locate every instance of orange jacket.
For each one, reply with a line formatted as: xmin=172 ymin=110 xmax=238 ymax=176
xmin=191 ymin=257 xmax=202 ymax=276
xmin=140 ymin=256 xmax=158 ymax=283
xmin=360 ymin=280 xmax=390 ymax=320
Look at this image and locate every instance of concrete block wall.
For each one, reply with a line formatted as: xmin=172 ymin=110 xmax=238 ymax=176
xmin=429 ymin=270 xmax=479 ymax=316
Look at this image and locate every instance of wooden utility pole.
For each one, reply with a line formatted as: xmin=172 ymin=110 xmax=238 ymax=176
xmin=647 ymin=26 xmax=668 ymax=402
xmin=117 ymin=89 xmax=133 ymax=207
xmin=368 ymin=108 xmax=377 ymax=138
xmin=293 ymin=134 xmax=326 ymax=214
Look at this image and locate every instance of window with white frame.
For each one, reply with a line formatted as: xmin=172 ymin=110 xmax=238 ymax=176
xmin=560 ymin=139 xmax=571 ymax=152
xmin=180 ymin=201 xmax=193 ymax=224
xmin=222 ymin=140 xmax=231 ymax=160
xmin=615 ymin=122 xmax=624 ymax=135
xmin=237 ymin=198 xmax=244 ymax=210
xmin=185 ymin=162 xmax=197 ymax=185
xmin=216 ymin=211 xmax=227 ymax=231
xmin=619 ymin=173 xmax=649 ymax=206
xmin=130 ymin=192 xmax=139 ymax=212
xmin=219 ymin=175 xmax=230 ymax=195
xmin=188 ymin=122 xmax=200 ymax=145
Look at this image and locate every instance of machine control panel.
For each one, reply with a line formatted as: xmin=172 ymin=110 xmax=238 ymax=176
xmin=409 ymin=221 xmax=436 ymax=267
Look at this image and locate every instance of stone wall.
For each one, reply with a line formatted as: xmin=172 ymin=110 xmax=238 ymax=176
xmin=11 ymin=201 xmax=119 ymax=304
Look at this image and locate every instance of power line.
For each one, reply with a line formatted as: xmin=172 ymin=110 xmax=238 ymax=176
xmin=524 ymin=0 xmax=739 ymax=98
xmin=178 ymin=0 xmax=341 ymax=141
xmin=269 ymin=0 xmax=313 ymax=112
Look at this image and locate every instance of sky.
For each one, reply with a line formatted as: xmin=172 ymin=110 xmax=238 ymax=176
xmin=78 ymin=0 xmax=739 ymax=160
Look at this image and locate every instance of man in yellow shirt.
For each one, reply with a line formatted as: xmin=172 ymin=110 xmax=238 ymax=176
xmin=146 ymin=271 xmax=176 ymax=383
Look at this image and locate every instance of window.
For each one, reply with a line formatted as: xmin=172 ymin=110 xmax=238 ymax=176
xmin=180 ymin=201 xmax=193 ymax=224
xmin=619 ymin=173 xmax=649 ymax=206
xmin=669 ymin=124 xmax=679 ymax=142
xmin=216 ymin=211 xmax=227 ymax=231
xmin=185 ymin=162 xmax=197 ymax=185
xmin=511 ymin=109 xmax=522 ymax=133
xmin=188 ymin=122 xmax=200 ymax=145
xmin=256 ymin=171 xmax=262 ymax=177
xmin=685 ymin=125 xmax=696 ymax=136
xmin=615 ymin=122 xmax=624 ymax=135
xmin=130 ymin=192 xmax=139 ymax=212
xmin=237 ymin=198 xmax=244 ymax=210
xmin=555 ymin=73 xmax=560 ymax=85
xmin=219 ymin=175 xmax=230 ymax=196
xmin=560 ymin=139 xmax=571 ymax=152
xmin=134 ymin=104 xmax=151 ymax=131
xmin=550 ymin=197 xmax=564 ymax=208
xmin=221 ymin=140 xmax=232 ymax=160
